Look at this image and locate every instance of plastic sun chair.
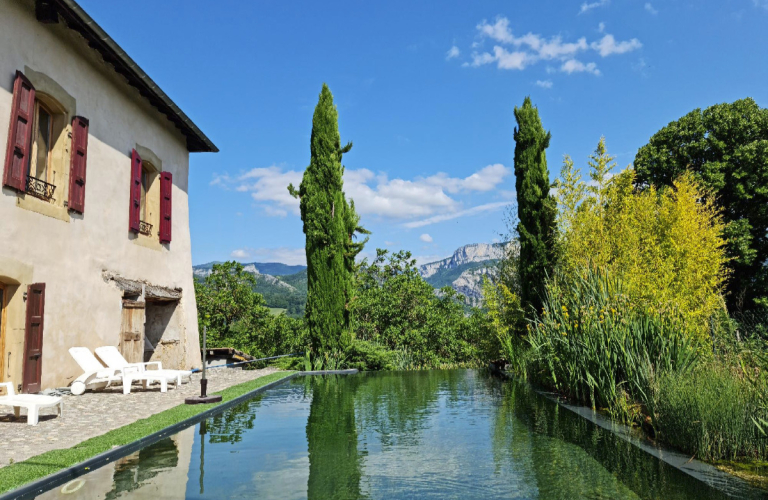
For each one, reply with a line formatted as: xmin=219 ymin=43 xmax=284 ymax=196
xmin=0 ymin=382 xmax=62 ymax=426
xmin=95 ymin=346 xmax=192 ymax=388
xmin=69 ymin=347 xmax=170 ymax=395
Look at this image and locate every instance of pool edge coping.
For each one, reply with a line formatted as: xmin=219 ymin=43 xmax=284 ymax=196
xmin=489 ymin=364 xmax=768 ymax=498
xmin=1 ymin=369 xmax=359 ymax=500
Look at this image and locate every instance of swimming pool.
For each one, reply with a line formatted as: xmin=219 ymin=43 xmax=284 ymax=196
xmin=36 ymin=370 xmax=764 ymax=499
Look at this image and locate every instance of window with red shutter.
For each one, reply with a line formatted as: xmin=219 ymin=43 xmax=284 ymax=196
xmin=159 ymin=171 xmax=172 ymax=243
xmin=68 ymin=116 xmax=89 ymax=213
xmin=3 ymin=71 xmax=36 ymax=191
xmin=129 ymin=149 xmax=142 ymax=232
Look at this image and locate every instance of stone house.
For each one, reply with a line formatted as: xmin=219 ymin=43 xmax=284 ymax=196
xmin=0 ymin=0 xmax=217 ymax=392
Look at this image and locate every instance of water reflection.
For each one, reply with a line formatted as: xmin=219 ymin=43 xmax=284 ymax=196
xmin=34 ymin=371 xmax=765 ymax=499
xmin=38 ymin=427 xmax=194 ymax=500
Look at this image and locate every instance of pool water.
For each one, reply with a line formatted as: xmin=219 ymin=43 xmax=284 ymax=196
xmin=39 ymin=370 xmax=763 ymax=499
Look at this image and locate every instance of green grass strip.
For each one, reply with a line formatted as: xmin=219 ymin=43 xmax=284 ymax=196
xmin=0 ymin=370 xmax=295 ymax=494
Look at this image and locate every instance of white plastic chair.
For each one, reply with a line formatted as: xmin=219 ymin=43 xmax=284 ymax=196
xmin=69 ymin=347 xmax=171 ymax=395
xmin=95 ymin=346 xmax=192 ymax=387
xmin=0 ymin=382 xmax=62 ymax=426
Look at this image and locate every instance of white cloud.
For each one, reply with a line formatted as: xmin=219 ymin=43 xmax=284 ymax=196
xmin=754 ymin=0 xmax=768 ymax=10
xmin=235 ymin=165 xmax=302 ymax=216
xmin=644 ymin=3 xmax=658 ymax=14
xmin=590 ymin=34 xmax=642 ymax=56
xmin=214 ymin=163 xmax=512 ymax=223
xmin=579 ymin=0 xmax=610 ymax=14
xmin=228 ymin=247 xmax=306 ymax=265
xmin=231 ymin=249 xmax=250 ymax=260
xmin=420 ymin=233 xmax=433 ymax=243
xmin=446 ymin=45 xmax=460 ymax=60
xmin=463 ymin=17 xmax=638 ymax=76
xmin=404 ymin=201 xmax=512 ymax=229
xmin=476 ymin=17 xmax=514 ymax=43
xmin=560 ymin=59 xmax=601 ymax=75
xmin=535 ymin=79 xmax=553 ymax=89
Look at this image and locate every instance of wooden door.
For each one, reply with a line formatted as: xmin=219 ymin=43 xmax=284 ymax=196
xmin=22 ymin=283 xmax=45 ymax=393
xmin=0 ymin=284 xmax=5 ymax=381
xmin=120 ymin=300 xmax=145 ymax=363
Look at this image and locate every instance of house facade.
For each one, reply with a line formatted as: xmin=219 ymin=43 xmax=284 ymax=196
xmin=0 ymin=0 xmax=217 ymax=392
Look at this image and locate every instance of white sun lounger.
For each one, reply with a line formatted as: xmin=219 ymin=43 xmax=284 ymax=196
xmin=95 ymin=346 xmax=192 ymax=387
xmin=0 ymin=382 xmax=62 ymax=426
xmin=69 ymin=347 xmax=172 ymax=395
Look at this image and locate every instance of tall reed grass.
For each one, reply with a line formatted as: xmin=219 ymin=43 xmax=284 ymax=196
xmin=527 ymin=268 xmax=699 ymax=422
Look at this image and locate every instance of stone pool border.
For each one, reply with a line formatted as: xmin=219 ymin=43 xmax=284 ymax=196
xmin=0 ymin=369 xmax=358 ymax=500
xmin=489 ymin=364 xmax=766 ymax=498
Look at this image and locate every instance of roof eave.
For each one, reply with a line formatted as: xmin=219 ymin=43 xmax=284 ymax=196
xmin=40 ymin=0 xmax=218 ymax=153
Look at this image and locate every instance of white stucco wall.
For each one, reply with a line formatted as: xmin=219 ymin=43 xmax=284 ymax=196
xmin=0 ymin=0 xmax=203 ymax=390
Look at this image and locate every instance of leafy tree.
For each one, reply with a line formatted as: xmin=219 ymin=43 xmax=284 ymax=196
xmin=288 ymin=84 xmax=368 ymax=354
xmin=634 ymin=98 xmax=768 ymax=313
xmin=195 ymin=261 xmax=307 ymax=356
xmin=350 ymin=249 xmax=482 ymax=367
xmin=513 ymin=97 xmax=557 ymax=315
xmin=555 ymin=139 xmax=728 ymax=343
xmin=194 ymin=261 xmax=272 ymax=354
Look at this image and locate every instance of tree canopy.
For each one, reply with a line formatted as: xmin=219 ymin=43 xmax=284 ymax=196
xmin=634 ymin=98 xmax=768 ymax=313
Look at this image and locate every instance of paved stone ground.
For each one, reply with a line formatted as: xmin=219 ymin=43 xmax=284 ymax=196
xmin=0 ymin=367 xmax=280 ymax=467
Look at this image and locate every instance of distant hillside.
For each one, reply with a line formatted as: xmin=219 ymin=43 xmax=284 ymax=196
xmin=193 ymin=243 xmax=509 ymax=315
xmin=192 ymin=262 xmax=307 ymax=318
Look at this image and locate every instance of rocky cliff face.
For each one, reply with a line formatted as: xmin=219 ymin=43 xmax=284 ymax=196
xmin=419 ymin=243 xmax=507 ymax=278
xmin=419 ymin=242 xmax=514 ymax=306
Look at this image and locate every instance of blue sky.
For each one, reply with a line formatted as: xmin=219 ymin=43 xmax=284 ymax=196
xmin=79 ymin=0 xmax=768 ymax=266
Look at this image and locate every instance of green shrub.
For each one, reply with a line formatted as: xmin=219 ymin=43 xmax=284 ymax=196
xmin=656 ymin=365 xmax=768 ymax=461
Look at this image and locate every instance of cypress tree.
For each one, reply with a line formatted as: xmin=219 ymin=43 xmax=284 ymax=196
xmin=289 ymin=84 xmax=368 ymax=354
xmin=513 ymin=97 xmax=556 ymax=315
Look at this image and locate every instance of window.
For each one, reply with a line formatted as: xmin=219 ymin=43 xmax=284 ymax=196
xmin=30 ymin=102 xmax=53 ymax=183
xmin=138 ymin=160 xmax=158 ymax=236
xmin=22 ymin=94 xmax=66 ymax=202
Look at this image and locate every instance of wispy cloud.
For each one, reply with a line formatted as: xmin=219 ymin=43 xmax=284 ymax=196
xmin=456 ymin=16 xmax=641 ymax=76
xmin=213 ymin=163 xmax=512 ymax=224
xmin=579 ymin=0 xmax=610 ymax=14
xmin=644 ymin=2 xmax=658 ymax=15
xmin=591 ymin=34 xmax=642 ymax=56
xmin=404 ymin=201 xmax=512 ymax=229
xmin=561 ymin=59 xmax=600 ymax=75
xmin=229 ymin=247 xmax=306 ymax=265
xmin=754 ymin=0 xmax=768 ymax=10
xmin=419 ymin=233 xmax=433 ymax=243
xmin=535 ymin=79 xmax=553 ymax=89
xmin=446 ymin=45 xmax=460 ymax=60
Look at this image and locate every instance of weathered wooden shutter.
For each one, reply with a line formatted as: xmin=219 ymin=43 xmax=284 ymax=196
xmin=3 ymin=71 xmax=36 ymax=191
xmin=159 ymin=171 xmax=172 ymax=243
xmin=23 ymin=283 xmax=45 ymax=394
xmin=67 ymin=116 xmax=89 ymax=213
xmin=129 ymin=149 xmax=142 ymax=232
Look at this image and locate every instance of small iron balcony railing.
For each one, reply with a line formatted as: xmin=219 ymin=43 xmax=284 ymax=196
xmin=25 ymin=176 xmax=56 ymax=201
xmin=139 ymin=220 xmax=152 ymax=236
xmin=138 ymin=220 xmax=153 ymax=236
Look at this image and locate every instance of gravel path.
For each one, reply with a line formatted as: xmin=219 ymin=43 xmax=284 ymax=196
xmin=0 ymin=367 xmax=280 ymax=467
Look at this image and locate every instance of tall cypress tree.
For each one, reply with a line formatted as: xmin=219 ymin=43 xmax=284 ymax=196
xmin=289 ymin=84 xmax=367 ymax=354
xmin=513 ymin=97 xmax=556 ymax=315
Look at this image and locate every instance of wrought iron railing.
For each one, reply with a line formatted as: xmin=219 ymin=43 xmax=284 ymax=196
xmin=25 ymin=176 xmax=56 ymax=201
xmin=138 ymin=220 xmax=153 ymax=236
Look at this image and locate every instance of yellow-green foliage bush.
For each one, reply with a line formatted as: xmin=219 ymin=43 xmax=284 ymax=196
xmin=554 ymin=138 xmax=728 ymax=343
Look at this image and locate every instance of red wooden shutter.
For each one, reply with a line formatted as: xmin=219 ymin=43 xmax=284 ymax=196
xmin=68 ymin=116 xmax=89 ymax=213
xmin=3 ymin=71 xmax=36 ymax=191
xmin=23 ymin=283 xmax=45 ymax=394
xmin=129 ymin=149 xmax=142 ymax=232
xmin=159 ymin=171 xmax=172 ymax=243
